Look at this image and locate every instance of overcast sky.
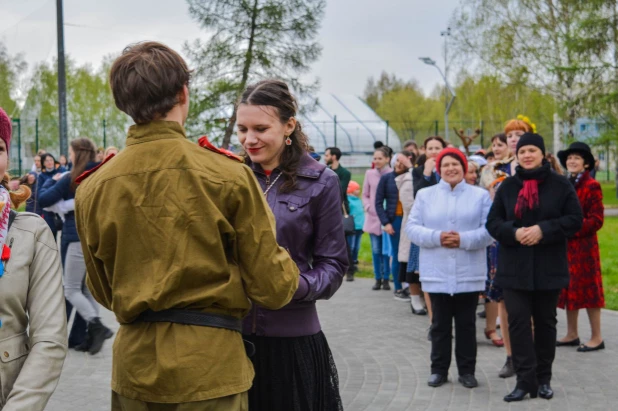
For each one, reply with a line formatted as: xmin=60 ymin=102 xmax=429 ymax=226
xmin=1 ymin=0 xmax=461 ymax=96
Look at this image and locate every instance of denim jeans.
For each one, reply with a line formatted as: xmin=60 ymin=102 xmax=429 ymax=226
xmin=346 ymin=231 xmax=363 ymax=263
xmin=369 ymin=234 xmax=391 ymax=281
xmin=390 ymin=216 xmax=403 ymax=291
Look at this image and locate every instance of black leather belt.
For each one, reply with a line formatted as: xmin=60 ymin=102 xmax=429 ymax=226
xmin=130 ymin=309 xmax=255 ymax=356
xmin=132 ymin=309 xmax=242 ymax=333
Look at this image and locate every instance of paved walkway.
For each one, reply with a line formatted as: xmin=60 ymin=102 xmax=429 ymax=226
xmin=46 ymin=278 xmax=617 ymax=410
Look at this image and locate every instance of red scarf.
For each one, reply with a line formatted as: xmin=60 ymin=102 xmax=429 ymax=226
xmin=515 ymin=179 xmax=540 ymax=219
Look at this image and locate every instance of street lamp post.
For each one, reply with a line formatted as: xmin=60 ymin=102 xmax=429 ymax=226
xmin=420 ymin=28 xmax=455 ymax=141
xmin=56 ymin=0 xmax=68 ymax=155
xmin=419 ymin=57 xmax=456 ymax=141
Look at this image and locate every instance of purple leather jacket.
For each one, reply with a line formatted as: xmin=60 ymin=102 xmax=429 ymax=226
xmin=242 ymin=153 xmax=349 ymax=337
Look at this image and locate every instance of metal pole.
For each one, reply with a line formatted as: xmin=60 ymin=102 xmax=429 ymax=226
xmin=385 ymin=120 xmax=389 ymax=146
xmin=103 ymin=119 xmax=107 ymax=148
xmin=480 ymin=120 xmax=484 ymax=148
xmin=333 ymin=115 xmax=337 ymax=147
xmin=56 ymin=0 xmax=69 ymax=156
xmin=35 ymin=118 xmax=39 ymax=153
xmin=17 ymin=119 xmax=22 ymax=175
xmin=435 ymin=120 xmax=439 ymax=136
xmin=607 ymin=143 xmax=610 ymax=182
xmin=444 ymin=110 xmax=449 ymax=141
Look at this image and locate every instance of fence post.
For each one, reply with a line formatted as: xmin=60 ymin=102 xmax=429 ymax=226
xmin=35 ymin=118 xmax=39 ymax=153
xmin=434 ymin=120 xmax=439 ymax=136
xmin=333 ymin=115 xmax=337 ymax=147
xmin=385 ymin=120 xmax=389 ymax=146
xmin=16 ymin=119 xmax=22 ymax=175
xmin=480 ymin=120 xmax=484 ymax=148
xmin=103 ymin=119 xmax=107 ymax=148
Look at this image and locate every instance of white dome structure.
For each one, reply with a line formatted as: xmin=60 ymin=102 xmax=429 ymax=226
xmin=299 ymin=93 xmax=401 ymax=168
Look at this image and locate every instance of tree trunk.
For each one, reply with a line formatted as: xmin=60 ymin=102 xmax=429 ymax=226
xmin=221 ymin=0 xmax=259 ymax=149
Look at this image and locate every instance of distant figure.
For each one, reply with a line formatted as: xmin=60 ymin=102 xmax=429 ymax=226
xmin=324 ymin=146 xmax=351 ymax=212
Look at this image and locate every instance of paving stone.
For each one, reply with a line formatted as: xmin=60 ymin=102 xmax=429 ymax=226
xmin=46 ymin=278 xmax=617 ymax=410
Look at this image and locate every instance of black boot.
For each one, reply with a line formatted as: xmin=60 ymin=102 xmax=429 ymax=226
xmin=73 ymin=335 xmax=91 ymax=352
xmin=87 ymin=318 xmax=113 ymax=355
xmin=372 ymin=279 xmax=382 ymax=290
xmin=504 ymin=386 xmax=538 ymax=402
xmin=499 ymin=356 xmax=515 ymax=378
xmin=346 ymin=272 xmax=354 ymax=282
xmin=382 ymin=279 xmax=391 ymax=290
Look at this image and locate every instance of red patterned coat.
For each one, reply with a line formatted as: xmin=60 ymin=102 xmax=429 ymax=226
xmin=558 ymin=171 xmax=605 ymax=310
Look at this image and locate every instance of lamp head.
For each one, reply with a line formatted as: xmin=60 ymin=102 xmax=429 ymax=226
xmin=419 ymin=57 xmax=436 ymax=66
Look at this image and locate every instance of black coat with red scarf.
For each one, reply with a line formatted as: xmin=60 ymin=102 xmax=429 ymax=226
xmin=558 ymin=171 xmax=605 ymax=309
xmin=486 ymin=163 xmax=583 ymax=291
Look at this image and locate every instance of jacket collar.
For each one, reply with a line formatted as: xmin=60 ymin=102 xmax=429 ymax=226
xmin=126 ymin=120 xmax=187 ymax=146
xmin=437 ymin=177 xmax=467 ymax=193
xmin=250 ymin=153 xmax=326 ymax=179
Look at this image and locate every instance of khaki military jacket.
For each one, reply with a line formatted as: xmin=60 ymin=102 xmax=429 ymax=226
xmin=0 ymin=213 xmax=67 ymax=411
xmin=75 ymin=121 xmax=299 ymax=403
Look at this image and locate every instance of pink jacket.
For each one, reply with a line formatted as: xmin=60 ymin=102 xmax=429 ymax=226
xmin=362 ymin=166 xmax=392 ymax=236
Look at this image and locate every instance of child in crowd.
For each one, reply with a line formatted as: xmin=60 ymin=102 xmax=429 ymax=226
xmin=346 ymin=180 xmax=365 ymax=281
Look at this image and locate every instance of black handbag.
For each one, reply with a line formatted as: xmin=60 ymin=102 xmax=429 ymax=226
xmin=342 ymin=203 xmax=356 ymax=235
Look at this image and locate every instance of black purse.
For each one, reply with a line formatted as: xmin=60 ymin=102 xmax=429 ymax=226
xmin=342 ymin=203 xmax=356 ymax=235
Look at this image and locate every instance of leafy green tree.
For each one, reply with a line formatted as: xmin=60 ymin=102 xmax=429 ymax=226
xmin=451 ymin=0 xmax=613 ymax=140
xmin=363 ymin=71 xmax=556 ymax=148
xmin=0 ymin=42 xmax=26 ymax=117
xmin=19 ymin=56 xmax=129 ymax=154
xmin=184 ymin=0 xmax=324 ymax=148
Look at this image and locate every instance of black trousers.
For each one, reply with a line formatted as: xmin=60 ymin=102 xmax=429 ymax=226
xmin=503 ymin=288 xmax=561 ymax=391
xmin=429 ymin=292 xmax=478 ymax=376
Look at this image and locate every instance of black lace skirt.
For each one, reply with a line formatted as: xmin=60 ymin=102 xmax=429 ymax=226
xmin=244 ymin=331 xmax=344 ymax=411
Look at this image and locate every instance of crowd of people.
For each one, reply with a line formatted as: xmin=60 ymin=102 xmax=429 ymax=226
xmin=338 ymin=117 xmax=605 ymax=402
xmin=0 ymin=39 xmax=608 ymax=411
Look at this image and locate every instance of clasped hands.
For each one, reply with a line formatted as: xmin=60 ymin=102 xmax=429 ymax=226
xmin=440 ymin=231 xmax=460 ymax=248
xmin=515 ymin=225 xmax=543 ymax=246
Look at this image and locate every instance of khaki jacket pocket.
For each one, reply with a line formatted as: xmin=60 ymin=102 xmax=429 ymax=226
xmin=0 ymin=332 xmax=30 ymax=404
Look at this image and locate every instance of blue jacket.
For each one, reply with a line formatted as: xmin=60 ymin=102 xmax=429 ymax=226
xmin=375 ymin=171 xmax=400 ymax=226
xmin=38 ymin=163 xmax=98 ymax=243
xmin=347 ymin=194 xmax=365 ymax=230
xmin=36 ymin=167 xmax=66 ymax=233
xmin=25 ymin=173 xmax=43 ymax=215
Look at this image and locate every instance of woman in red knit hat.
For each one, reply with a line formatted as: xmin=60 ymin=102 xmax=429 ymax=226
xmin=0 ymin=107 xmax=67 ymax=410
xmin=406 ymin=147 xmax=493 ymax=389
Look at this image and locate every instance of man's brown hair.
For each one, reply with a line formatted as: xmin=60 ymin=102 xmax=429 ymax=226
xmin=110 ymin=42 xmax=192 ymax=124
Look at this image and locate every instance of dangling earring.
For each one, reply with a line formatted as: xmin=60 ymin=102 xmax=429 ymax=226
xmin=285 ymin=135 xmax=292 ymax=146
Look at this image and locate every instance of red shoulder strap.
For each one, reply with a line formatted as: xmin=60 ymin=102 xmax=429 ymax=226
xmin=198 ymin=136 xmax=243 ymax=163
xmin=75 ymin=153 xmax=116 ymax=185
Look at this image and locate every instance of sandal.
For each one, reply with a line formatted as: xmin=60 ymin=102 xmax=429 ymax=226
xmin=484 ymin=329 xmax=504 ymax=347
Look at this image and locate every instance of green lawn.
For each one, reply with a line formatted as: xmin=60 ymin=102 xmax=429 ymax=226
xmin=354 ymin=217 xmax=618 ymax=311
xmin=601 ymin=182 xmax=618 ymax=207
xmin=598 ymin=217 xmax=618 ymax=310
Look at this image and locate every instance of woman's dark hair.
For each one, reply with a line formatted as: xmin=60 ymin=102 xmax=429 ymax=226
xmin=405 ymin=150 xmax=417 ymax=166
xmin=70 ymin=138 xmax=97 ymax=191
xmin=374 ymin=147 xmax=392 ymax=159
xmin=423 ymin=136 xmax=447 ymax=149
xmin=40 ymin=153 xmax=56 ymax=169
xmin=239 ymin=79 xmax=309 ymax=193
xmin=485 ymin=151 xmax=495 ymax=160
xmin=416 ymin=154 xmax=427 ymax=167
xmin=373 ymin=141 xmax=384 ymax=149
xmin=491 ymin=133 xmax=507 ymax=145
